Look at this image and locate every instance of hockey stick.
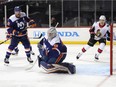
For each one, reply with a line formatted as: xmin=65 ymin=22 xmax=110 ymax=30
xmin=0 ymin=39 xmax=10 ymax=45
xmin=25 ymin=56 xmax=38 ymax=70
xmin=55 ymin=22 xmax=59 ymax=28
xmin=0 ymin=26 xmax=30 ymax=45
xmin=29 ymin=33 xmax=43 ymax=39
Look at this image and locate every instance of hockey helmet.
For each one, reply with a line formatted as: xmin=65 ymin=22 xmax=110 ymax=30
xmin=99 ymin=15 xmax=106 ymax=21
xmin=14 ymin=6 xmax=21 ymax=12
xmin=14 ymin=6 xmax=21 ymax=18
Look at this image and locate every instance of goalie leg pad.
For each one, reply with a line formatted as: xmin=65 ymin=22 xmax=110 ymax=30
xmin=40 ymin=61 xmax=76 ymax=74
xmin=59 ymin=63 xmax=76 ymax=74
xmin=40 ymin=61 xmax=68 ymax=73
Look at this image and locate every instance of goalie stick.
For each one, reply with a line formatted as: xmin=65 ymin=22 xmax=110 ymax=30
xmin=55 ymin=22 xmax=59 ymax=28
xmin=29 ymin=33 xmax=43 ymax=39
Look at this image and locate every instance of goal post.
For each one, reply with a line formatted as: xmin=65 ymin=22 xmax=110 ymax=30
xmin=110 ymin=23 xmax=113 ymax=75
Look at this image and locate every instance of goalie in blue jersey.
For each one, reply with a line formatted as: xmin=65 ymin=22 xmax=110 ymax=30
xmin=37 ymin=27 xmax=76 ymax=74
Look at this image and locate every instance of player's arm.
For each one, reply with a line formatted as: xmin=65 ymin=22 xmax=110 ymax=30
xmin=44 ymin=38 xmax=61 ymax=57
xmin=37 ymin=38 xmax=44 ymax=49
xmin=89 ymin=22 xmax=96 ymax=39
xmin=6 ymin=19 xmax=14 ymax=39
xmin=50 ymin=43 xmax=61 ymax=58
xmin=23 ymin=13 xmax=36 ymax=28
xmin=89 ymin=26 xmax=95 ymax=39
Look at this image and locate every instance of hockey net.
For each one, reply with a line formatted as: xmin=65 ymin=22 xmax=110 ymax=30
xmin=110 ymin=23 xmax=116 ymax=75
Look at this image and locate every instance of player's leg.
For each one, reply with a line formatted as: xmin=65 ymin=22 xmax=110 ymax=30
xmin=20 ymin=35 xmax=33 ymax=63
xmin=38 ymin=53 xmax=70 ymax=73
xmin=95 ymin=38 xmax=106 ymax=60
xmin=12 ymin=46 xmax=19 ymax=55
xmin=59 ymin=45 xmax=67 ymax=63
xmin=30 ymin=46 xmax=35 ymax=55
xmin=76 ymin=38 xmax=97 ymax=59
xmin=4 ymin=36 xmax=19 ymax=64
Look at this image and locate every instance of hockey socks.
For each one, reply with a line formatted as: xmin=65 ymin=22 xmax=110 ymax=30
xmin=25 ymin=50 xmax=31 ymax=58
xmin=76 ymin=45 xmax=91 ymax=59
xmin=25 ymin=51 xmax=33 ymax=63
xmin=12 ymin=47 xmax=19 ymax=55
xmin=4 ymin=51 xmax=11 ymax=64
xmin=95 ymin=43 xmax=105 ymax=60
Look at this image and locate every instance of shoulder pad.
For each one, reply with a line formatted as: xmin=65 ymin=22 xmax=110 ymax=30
xmin=20 ymin=12 xmax=26 ymax=17
xmin=9 ymin=14 xmax=17 ymax=22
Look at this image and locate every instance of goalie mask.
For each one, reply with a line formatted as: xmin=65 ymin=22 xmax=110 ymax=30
xmin=47 ymin=27 xmax=57 ymax=40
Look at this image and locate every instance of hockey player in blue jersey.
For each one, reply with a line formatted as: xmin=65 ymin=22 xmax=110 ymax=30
xmin=4 ymin=6 xmax=36 ymax=64
xmin=37 ymin=27 xmax=76 ymax=74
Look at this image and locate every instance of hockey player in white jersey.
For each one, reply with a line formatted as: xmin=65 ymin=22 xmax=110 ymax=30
xmin=37 ymin=27 xmax=76 ymax=74
xmin=76 ymin=15 xmax=110 ymax=60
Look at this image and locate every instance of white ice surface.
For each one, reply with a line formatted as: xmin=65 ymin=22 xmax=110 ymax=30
xmin=0 ymin=44 xmax=116 ymax=87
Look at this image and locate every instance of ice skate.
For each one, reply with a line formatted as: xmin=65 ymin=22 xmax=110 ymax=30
xmin=76 ymin=53 xmax=82 ymax=59
xmin=94 ymin=54 xmax=99 ymax=61
xmin=4 ymin=58 xmax=9 ymax=64
xmin=31 ymin=51 xmax=35 ymax=55
xmin=27 ymin=57 xmax=33 ymax=63
xmin=11 ymin=52 xmax=18 ymax=55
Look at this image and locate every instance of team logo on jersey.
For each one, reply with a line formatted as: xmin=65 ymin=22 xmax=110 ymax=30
xmin=95 ymin=29 xmax=101 ymax=37
xmin=17 ymin=21 xmax=25 ymax=29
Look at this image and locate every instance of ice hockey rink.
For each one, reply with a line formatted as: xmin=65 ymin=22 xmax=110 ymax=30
xmin=0 ymin=44 xmax=116 ymax=87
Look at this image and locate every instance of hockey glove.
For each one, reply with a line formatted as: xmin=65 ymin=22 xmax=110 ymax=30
xmin=90 ymin=34 xmax=95 ymax=39
xmin=29 ymin=20 xmax=36 ymax=28
xmin=107 ymin=37 xmax=110 ymax=41
xmin=6 ymin=34 xmax=12 ymax=39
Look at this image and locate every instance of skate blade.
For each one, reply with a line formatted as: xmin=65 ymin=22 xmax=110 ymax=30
xmin=4 ymin=63 xmax=9 ymax=66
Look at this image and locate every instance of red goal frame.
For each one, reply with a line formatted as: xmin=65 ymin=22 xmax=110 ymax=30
xmin=110 ymin=23 xmax=113 ymax=75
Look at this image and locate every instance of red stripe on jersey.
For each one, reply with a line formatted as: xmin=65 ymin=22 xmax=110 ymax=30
xmin=55 ymin=53 xmax=63 ymax=64
xmin=99 ymin=23 xmax=106 ymax=28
